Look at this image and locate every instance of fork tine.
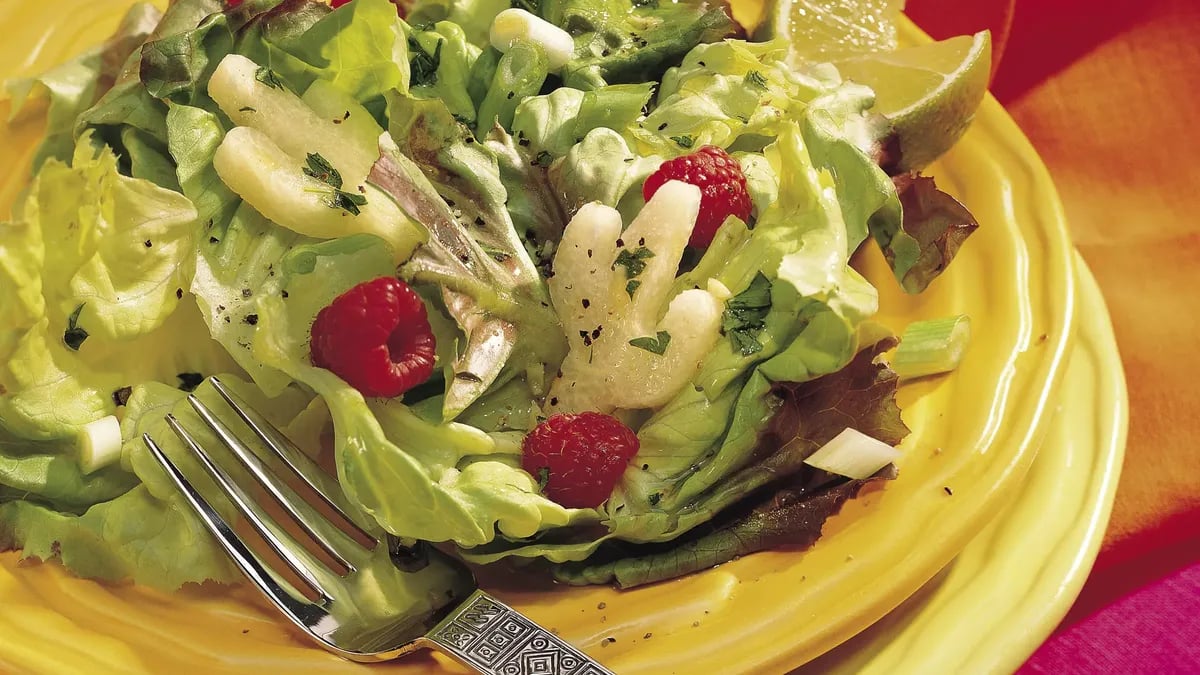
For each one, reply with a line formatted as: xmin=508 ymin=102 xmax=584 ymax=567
xmin=209 ymin=377 xmax=377 ymax=546
xmin=142 ymin=432 xmax=330 ymax=626
xmin=163 ymin=414 xmax=333 ymax=602
xmin=186 ymin=394 xmax=360 ymax=573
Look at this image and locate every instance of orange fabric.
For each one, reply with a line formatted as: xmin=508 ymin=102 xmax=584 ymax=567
xmin=907 ymin=0 xmax=1200 ymax=628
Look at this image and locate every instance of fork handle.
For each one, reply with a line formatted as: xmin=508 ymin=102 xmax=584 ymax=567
xmin=423 ymin=590 xmax=614 ymax=675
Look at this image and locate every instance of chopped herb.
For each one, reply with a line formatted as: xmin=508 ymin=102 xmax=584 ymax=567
xmin=632 ymin=0 xmax=658 ymax=8
xmin=111 ymin=386 xmax=133 ymax=407
xmin=744 ymin=70 xmax=769 ymax=90
xmin=304 ymin=152 xmax=367 ymax=215
xmin=536 ymin=466 xmax=550 ymax=490
xmin=723 ymin=272 xmax=772 ymax=355
xmin=670 ymin=135 xmax=695 ymax=148
xmin=177 ymin=372 xmax=204 ymax=392
xmin=625 ymin=279 xmax=642 ymax=298
xmin=648 ymin=492 xmax=662 ymax=506
xmin=629 ymin=330 xmax=671 ymax=355
xmin=326 ymin=188 xmax=367 ymax=215
xmin=612 ymin=246 xmax=655 ymax=278
xmin=409 ymin=36 xmax=444 ymax=87
xmin=254 ymin=67 xmax=284 ymax=90
xmin=238 ymin=106 xmax=257 ymax=113
xmin=63 ymin=304 xmax=88 ymax=351
xmin=302 ymin=152 xmax=342 ymax=188
xmin=534 ymin=150 xmax=553 ymax=167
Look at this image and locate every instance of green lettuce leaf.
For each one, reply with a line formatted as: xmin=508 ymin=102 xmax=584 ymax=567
xmin=407 ymin=0 xmax=510 ymax=48
xmin=875 ymin=173 xmax=980 ymax=294
xmin=542 ymin=0 xmax=739 ymax=90
xmin=510 ymin=82 xmax=654 ymax=158
xmin=246 ymin=235 xmax=596 ymax=547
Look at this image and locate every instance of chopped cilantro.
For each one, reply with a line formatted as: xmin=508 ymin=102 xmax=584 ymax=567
xmin=302 ymin=152 xmax=342 ymax=189
xmin=670 ymin=135 xmax=695 ymax=148
xmin=63 ymin=304 xmax=88 ymax=351
xmin=536 ymin=466 xmax=550 ymax=490
xmin=254 ymin=67 xmax=285 ymax=90
xmin=722 ymin=272 xmax=772 ymax=355
xmin=744 ymin=70 xmax=768 ymax=91
xmin=409 ymin=36 xmax=444 ymax=87
xmin=612 ymin=246 xmax=655 ymax=278
xmin=625 ymin=279 xmax=642 ymax=298
xmin=629 ymin=330 xmax=671 ymax=355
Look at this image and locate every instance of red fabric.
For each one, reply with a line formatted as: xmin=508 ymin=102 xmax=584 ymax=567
xmin=906 ymin=0 xmax=1200 ymax=663
xmin=1020 ymin=561 xmax=1200 ymax=673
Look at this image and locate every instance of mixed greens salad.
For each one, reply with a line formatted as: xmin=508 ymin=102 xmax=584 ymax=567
xmin=0 ymin=0 xmax=983 ymax=598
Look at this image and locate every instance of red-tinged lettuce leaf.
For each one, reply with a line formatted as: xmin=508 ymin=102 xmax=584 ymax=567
xmin=552 ymin=471 xmax=890 ymax=588
xmin=887 ymin=173 xmax=980 ymax=294
xmin=549 ymin=337 xmax=908 ymax=587
xmin=766 ymin=335 xmax=910 ymax=457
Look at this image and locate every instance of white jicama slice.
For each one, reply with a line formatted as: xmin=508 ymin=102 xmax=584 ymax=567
xmin=804 ymin=427 xmax=900 ymax=479
xmin=548 ymin=202 xmax=622 ymax=337
xmin=78 ymin=415 xmax=122 ymax=475
xmin=208 ymin=54 xmax=379 ymax=187
xmin=213 ymin=126 xmax=423 ymax=260
xmin=545 ymin=181 xmax=724 ymax=413
xmin=489 ymin=9 xmax=575 ymax=70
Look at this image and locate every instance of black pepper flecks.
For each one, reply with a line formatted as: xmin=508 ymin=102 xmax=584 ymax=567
xmin=243 ymin=314 xmax=259 ymax=326
xmin=175 ymin=288 xmax=183 ymax=299
xmin=241 ymin=288 xmax=252 ymax=298
xmin=143 ymin=240 xmax=153 ymax=248
xmin=111 ymin=386 xmax=133 ymax=407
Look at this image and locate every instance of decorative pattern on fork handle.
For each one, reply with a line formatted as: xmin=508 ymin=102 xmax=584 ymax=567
xmin=426 ymin=590 xmax=614 ymax=675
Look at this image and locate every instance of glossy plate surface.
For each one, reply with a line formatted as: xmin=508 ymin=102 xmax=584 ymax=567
xmin=800 ymin=256 xmax=1126 ymax=674
xmin=0 ymin=3 xmax=1076 ymax=673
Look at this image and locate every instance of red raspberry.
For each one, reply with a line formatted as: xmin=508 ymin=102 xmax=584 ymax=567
xmin=642 ymin=145 xmax=753 ymax=249
xmin=310 ymin=277 xmax=436 ymax=398
xmin=522 ymin=413 xmax=640 ymax=509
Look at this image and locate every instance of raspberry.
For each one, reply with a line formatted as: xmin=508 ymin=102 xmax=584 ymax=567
xmin=522 ymin=413 xmax=640 ymax=509
xmin=310 ymin=277 xmax=436 ymax=398
xmin=642 ymin=145 xmax=753 ymax=249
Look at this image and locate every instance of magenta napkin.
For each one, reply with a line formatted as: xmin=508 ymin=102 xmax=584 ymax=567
xmin=1020 ymin=561 xmax=1200 ymax=673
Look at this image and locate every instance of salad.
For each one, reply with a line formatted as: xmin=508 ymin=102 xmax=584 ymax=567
xmin=0 ymin=0 xmax=983 ymax=617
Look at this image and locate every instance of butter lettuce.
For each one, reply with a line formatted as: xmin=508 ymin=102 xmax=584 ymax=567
xmin=244 ymin=236 xmax=597 ymax=546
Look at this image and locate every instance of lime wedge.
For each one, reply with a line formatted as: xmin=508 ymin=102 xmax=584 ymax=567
xmin=837 ymin=31 xmax=991 ymax=171
xmin=755 ymin=0 xmax=904 ymax=63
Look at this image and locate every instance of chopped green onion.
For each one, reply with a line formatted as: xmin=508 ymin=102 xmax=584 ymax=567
xmin=78 ymin=415 xmax=122 ymax=474
xmin=804 ymin=428 xmax=899 ymax=479
xmin=893 ymin=315 xmax=971 ymax=380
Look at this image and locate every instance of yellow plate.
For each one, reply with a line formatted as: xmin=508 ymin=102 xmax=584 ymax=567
xmin=800 ymin=256 xmax=1127 ymax=674
xmin=0 ymin=4 xmax=1075 ymax=673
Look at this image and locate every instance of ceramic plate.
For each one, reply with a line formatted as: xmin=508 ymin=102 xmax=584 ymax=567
xmin=799 ymin=256 xmax=1126 ymax=674
xmin=0 ymin=3 xmax=1075 ymax=673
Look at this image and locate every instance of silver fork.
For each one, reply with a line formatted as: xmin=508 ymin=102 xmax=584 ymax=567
xmin=142 ymin=377 xmax=613 ymax=675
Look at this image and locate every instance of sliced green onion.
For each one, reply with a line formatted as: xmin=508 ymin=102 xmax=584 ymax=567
xmin=78 ymin=415 xmax=122 ymax=474
xmin=893 ymin=315 xmax=972 ymax=380
xmin=804 ymin=428 xmax=900 ymax=479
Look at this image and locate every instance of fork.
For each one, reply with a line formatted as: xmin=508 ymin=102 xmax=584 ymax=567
xmin=141 ymin=377 xmax=614 ymax=675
